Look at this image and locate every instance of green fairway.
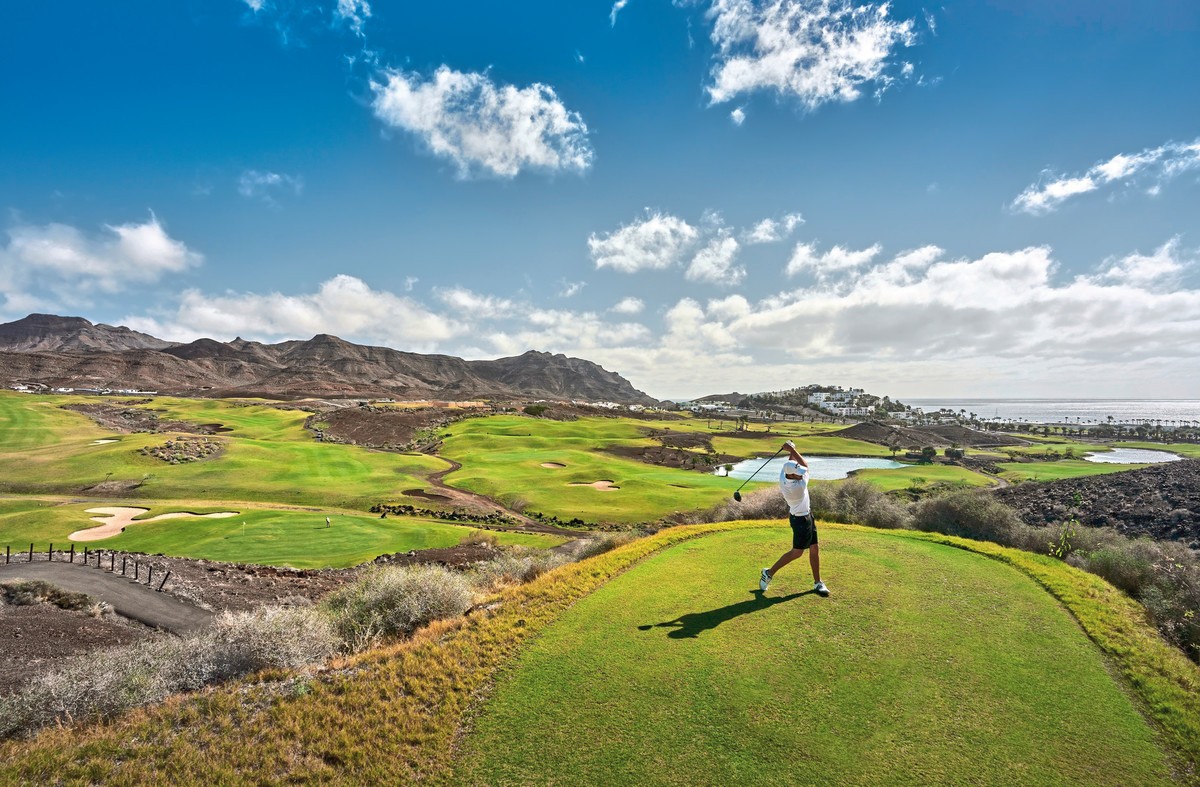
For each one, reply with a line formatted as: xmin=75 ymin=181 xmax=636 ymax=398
xmin=0 ymin=499 xmax=562 ymax=568
xmin=997 ymin=459 xmax=1149 ymax=483
xmin=850 ymin=462 xmax=996 ymax=492
xmin=456 ymin=527 xmax=1173 ymax=785
xmin=0 ymin=393 xmax=446 ymax=510
xmin=440 ymin=415 xmax=743 ymax=524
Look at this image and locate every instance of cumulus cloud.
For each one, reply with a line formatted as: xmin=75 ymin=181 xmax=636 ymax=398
xmin=0 ymin=215 xmax=202 ymax=310
xmin=743 ymin=212 xmax=804 ymax=244
xmin=434 ymin=286 xmax=516 ymax=318
xmin=611 ymin=296 xmax=645 ymax=314
xmin=588 ymin=211 xmax=700 ymax=273
xmin=1012 ymin=136 xmax=1200 ymax=214
xmin=785 ymin=241 xmax=881 ymax=277
xmin=237 ymin=170 xmax=304 ymax=204
xmin=127 ymin=275 xmax=463 ymax=350
xmin=700 ymin=0 xmax=918 ymax=108
xmin=686 ymin=235 xmax=744 ymax=285
xmin=730 ymin=107 xmax=746 ymax=125
xmin=370 ymin=66 xmax=594 ymax=178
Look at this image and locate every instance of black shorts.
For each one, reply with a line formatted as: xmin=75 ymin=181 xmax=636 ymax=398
xmin=789 ymin=513 xmax=818 ymax=550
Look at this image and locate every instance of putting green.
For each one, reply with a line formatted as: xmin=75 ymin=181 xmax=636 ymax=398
xmin=456 ymin=527 xmax=1173 ymax=785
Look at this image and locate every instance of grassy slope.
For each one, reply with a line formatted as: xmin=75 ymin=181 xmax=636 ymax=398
xmin=0 ymin=500 xmax=562 ymax=568
xmin=3 ymin=523 xmax=1197 ymax=785
xmin=997 ymin=460 xmax=1150 ymax=483
xmin=439 ymin=415 xmax=740 ymax=524
xmin=0 ymin=393 xmax=444 ymax=510
xmin=852 ymin=463 xmax=995 ymax=491
xmin=457 ymin=528 xmax=1171 ymax=785
xmin=1116 ymin=442 xmax=1200 ymax=459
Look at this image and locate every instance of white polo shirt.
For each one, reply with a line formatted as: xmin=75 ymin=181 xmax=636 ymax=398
xmin=779 ymin=459 xmax=810 ymax=516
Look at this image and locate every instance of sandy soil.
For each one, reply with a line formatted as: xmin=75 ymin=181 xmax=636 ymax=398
xmin=541 ymin=462 xmax=566 ymax=468
xmin=70 ymin=507 xmax=238 ymax=542
xmin=569 ymin=481 xmax=620 ymax=491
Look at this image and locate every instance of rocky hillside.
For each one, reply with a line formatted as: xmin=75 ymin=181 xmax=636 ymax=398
xmin=995 ymin=459 xmax=1200 ymax=547
xmin=0 ymin=314 xmax=657 ymax=404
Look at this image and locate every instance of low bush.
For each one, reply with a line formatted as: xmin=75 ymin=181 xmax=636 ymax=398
xmin=470 ymin=549 xmax=570 ymax=591
xmin=458 ymin=529 xmax=501 ymax=548
xmin=0 ymin=605 xmax=336 ymax=739
xmin=911 ymin=491 xmax=1023 ymax=543
xmin=810 ymin=479 xmax=911 ymax=530
xmin=564 ymin=532 xmax=637 ymax=561
xmin=322 ymin=565 xmax=474 ymax=651
xmin=1 ymin=579 xmax=96 ymax=612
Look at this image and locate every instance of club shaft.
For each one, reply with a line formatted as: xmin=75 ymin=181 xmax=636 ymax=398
xmin=735 ymin=447 xmax=785 ymax=493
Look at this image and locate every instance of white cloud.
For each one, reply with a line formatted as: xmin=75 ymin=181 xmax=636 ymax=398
xmin=559 ymin=280 xmax=586 ymax=298
xmin=686 ymin=235 xmax=744 ymax=285
xmin=588 ymin=211 xmax=700 ymax=273
xmin=785 ymin=241 xmax=881 ymax=277
xmin=370 ymin=66 xmax=594 ymax=179
xmin=0 ymin=215 xmax=202 ymax=310
xmin=1012 ymin=136 xmax=1200 ymax=214
xmin=237 ymin=170 xmax=304 ymax=204
xmin=335 ymin=0 xmax=371 ymax=36
xmin=127 ymin=275 xmax=463 ymax=351
xmin=404 ymin=276 xmax=419 ymax=292
xmin=611 ymin=296 xmax=645 ymax=314
xmin=701 ymin=0 xmax=918 ymax=108
xmin=743 ymin=212 xmax=804 ymax=244
xmin=1086 ymin=238 xmax=1187 ymax=289
xmin=610 ymin=0 xmax=631 ymax=26
xmin=242 ymin=0 xmax=265 ymax=11
xmin=730 ymin=107 xmax=746 ymax=125
xmin=434 ymin=286 xmax=515 ymax=318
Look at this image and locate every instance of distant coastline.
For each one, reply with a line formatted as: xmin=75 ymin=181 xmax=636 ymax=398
xmin=907 ymin=398 xmax=1200 ymax=425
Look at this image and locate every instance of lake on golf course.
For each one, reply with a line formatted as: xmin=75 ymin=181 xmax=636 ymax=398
xmin=1084 ymin=448 xmax=1182 ymax=464
xmin=717 ymin=455 xmax=906 ymax=481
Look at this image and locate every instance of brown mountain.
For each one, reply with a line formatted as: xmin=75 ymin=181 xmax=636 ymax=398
xmin=0 ymin=315 xmax=657 ymax=404
xmin=0 ymin=313 xmax=175 ymax=353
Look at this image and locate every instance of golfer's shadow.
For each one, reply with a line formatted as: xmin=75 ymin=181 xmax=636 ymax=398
xmin=638 ymin=590 xmax=812 ymax=639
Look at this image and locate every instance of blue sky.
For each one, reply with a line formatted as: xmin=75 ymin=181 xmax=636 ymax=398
xmin=2 ymin=0 xmax=1198 ymax=399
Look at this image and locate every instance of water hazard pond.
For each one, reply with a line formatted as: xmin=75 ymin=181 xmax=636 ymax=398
xmin=717 ymin=455 xmax=905 ymax=481
xmin=1085 ymin=448 xmax=1182 ymax=464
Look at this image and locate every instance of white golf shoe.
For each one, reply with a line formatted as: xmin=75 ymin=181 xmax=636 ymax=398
xmin=814 ymin=580 xmax=830 ymax=597
xmin=759 ymin=568 xmax=772 ymax=591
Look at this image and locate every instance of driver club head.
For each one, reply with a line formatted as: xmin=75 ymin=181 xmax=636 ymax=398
xmin=733 ymin=491 xmax=742 ymax=502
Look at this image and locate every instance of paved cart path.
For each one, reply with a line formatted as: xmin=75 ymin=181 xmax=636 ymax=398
xmin=0 ymin=561 xmax=214 ymax=634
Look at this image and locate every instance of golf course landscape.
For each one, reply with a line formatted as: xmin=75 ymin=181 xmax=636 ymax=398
xmin=2 ymin=390 xmax=1199 ymax=784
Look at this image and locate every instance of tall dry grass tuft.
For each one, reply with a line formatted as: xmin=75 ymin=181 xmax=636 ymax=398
xmin=322 ymin=565 xmax=474 ymax=651
xmin=0 ymin=605 xmax=336 ymax=739
xmin=810 ymin=479 xmax=911 ymax=530
xmin=470 ymin=548 xmax=571 ymax=591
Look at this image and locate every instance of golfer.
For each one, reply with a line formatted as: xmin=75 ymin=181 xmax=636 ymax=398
xmin=760 ymin=441 xmax=829 ymax=597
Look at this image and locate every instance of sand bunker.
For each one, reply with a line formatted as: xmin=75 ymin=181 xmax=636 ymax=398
xmin=90 ymin=439 xmax=119 ymax=445
xmin=70 ymin=507 xmax=238 ymax=542
xmin=569 ymin=480 xmax=620 ymax=491
xmin=541 ymin=462 xmax=566 ymax=469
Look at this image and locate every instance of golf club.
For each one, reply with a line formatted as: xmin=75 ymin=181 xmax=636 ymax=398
xmin=732 ymin=441 xmax=793 ymax=501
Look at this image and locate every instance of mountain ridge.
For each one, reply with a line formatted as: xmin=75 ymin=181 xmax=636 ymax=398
xmin=0 ymin=314 xmax=658 ymax=405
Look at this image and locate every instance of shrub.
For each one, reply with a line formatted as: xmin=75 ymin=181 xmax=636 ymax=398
xmin=458 ymin=529 xmax=501 ymax=548
xmin=565 ymin=532 xmax=636 ymax=561
xmin=910 ymin=491 xmax=1022 ymax=543
xmin=322 ymin=565 xmax=474 ymax=651
xmin=1074 ymin=546 xmax=1156 ymax=596
xmin=810 ymin=479 xmax=911 ymax=530
xmin=523 ymin=404 xmax=549 ymax=417
xmin=0 ymin=605 xmax=336 ymax=739
xmin=1 ymin=579 xmax=95 ymax=611
xmin=470 ymin=549 xmax=570 ymax=591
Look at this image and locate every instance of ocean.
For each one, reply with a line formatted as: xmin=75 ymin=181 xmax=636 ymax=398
xmin=905 ymin=399 xmax=1200 ymax=425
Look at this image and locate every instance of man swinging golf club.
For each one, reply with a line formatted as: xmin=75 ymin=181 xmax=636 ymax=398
xmin=760 ymin=441 xmax=829 ymax=597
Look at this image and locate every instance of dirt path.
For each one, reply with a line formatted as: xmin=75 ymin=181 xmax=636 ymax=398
xmin=0 ymin=562 xmax=214 ymax=634
xmin=426 ymin=458 xmax=581 ymax=537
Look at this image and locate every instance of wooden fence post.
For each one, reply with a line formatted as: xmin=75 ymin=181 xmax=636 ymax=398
xmin=5 ymin=545 xmax=8 ymax=565
xmin=28 ymin=543 xmax=33 ymax=562
xmin=157 ymin=571 xmax=170 ymax=592
xmin=121 ymin=556 xmax=127 ymax=576
xmin=147 ymin=566 xmax=153 ymax=586
xmin=133 ymin=562 xmax=138 ymax=581
xmin=69 ymin=544 xmax=75 ymax=563
xmin=110 ymin=552 xmax=115 ymax=572
xmin=48 ymin=543 xmax=53 ymax=561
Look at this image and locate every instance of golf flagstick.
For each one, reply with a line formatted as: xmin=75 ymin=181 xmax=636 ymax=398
xmin=732 ymin=442 xmax=791 ymax=501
